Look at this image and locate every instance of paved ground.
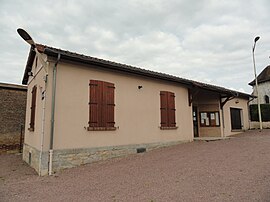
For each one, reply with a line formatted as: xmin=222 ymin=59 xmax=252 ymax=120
xmin=1 ymin=130 xmax=270 ymax=202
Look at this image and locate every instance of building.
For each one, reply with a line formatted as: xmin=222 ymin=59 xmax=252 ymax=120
xmin=249 ymin=65 xmax=270 ymax=104
xmin=0 ymin=82 xmax=27 ymax=152
xmin=21 ymin=44 xmax=251 ymax=175
xmin=249 ymin=65 xmax=270 ymax=128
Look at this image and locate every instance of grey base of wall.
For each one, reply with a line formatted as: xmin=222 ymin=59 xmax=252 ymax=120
xmin=250 ymin=121 xmax=270 ymax=129
xmin=23 ymin=144 xmax=49 ymax=176
xmin=23 ymin=140 xmax=191 ymax=176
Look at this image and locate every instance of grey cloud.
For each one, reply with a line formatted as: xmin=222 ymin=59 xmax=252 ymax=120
xmin=0 ymin=0 xmax=270 ymax=93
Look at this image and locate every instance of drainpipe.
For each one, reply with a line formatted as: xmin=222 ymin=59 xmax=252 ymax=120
xmin=49 ymin=53 xmax=61 ymax=175
xmin=38 ymin=74 xmax=48 ymax=176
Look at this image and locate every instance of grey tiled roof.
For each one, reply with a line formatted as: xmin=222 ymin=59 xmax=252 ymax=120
xmin=249 ymin=65 xmax=270 ymax=86
xmin=23 ymin=44 xmax=251 ymax=99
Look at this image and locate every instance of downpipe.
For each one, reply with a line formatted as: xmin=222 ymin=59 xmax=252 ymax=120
xmin=38 ymin=75 xmax=47 ymax=176
xmin=49 ymin=53 xmax=61 ymax=175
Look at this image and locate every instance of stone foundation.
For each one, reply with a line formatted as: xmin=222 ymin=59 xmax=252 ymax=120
xmin=23 ymin=144 xmax=48 ymax=176
xmin=23 ymin=140 xmax=190 ymax=176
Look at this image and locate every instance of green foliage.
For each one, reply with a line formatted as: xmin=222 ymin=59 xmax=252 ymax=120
xmin=250 ymin=104 xmax=270 ymax=121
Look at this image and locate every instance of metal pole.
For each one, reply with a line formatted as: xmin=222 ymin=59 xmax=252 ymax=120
xmin=252 ymin=38 xmax=263 ymax=130
xmin=19 ymin=124 xmax=23 ymax=153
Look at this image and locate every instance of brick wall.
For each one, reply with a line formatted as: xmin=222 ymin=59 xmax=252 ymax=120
xmin=0 ymin=83 xmax=27 ymax=152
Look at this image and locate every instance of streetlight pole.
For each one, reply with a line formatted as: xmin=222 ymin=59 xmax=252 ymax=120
xmin=252 ymin=36 xmax=263 ymax=131
xmin=18 ymin=28 xmax=61 ymax=175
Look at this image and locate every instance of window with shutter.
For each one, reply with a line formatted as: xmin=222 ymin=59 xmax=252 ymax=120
xmin=29 ymin=85 xmax=37 ymax=131
xmin=160 ymin=91 xmax=177 ymax=129
xmin=88 ymin=80 xmax=116 ymax=131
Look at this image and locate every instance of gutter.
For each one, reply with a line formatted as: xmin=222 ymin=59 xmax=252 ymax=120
xmin=42 ymin=46 xmax=252 ymax=100
xmin=48 ymin=53 xmax=61 ymax=176
xmin=43 ymin=49 xmax=192 ymax=87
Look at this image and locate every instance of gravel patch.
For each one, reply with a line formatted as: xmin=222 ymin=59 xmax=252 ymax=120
xmin=1 ymin=129 xmax=270 ymax=201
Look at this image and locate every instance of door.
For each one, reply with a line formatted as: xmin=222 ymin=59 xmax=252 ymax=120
xmin=193 ymin=106 xmax=199 ymax=137
xmin=230 ymin=108 xmax=242 ymax=130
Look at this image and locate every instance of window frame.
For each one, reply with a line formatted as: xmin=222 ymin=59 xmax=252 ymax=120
xmin=199 ymin=111 xmax=220 ymax=127
xmin=29 ymin=85 xmax=37 ymax=131
xmin=160 ymin=91 xmax=177 ymax=130
xmin=88 ymin=80 xmax=116 ymax=131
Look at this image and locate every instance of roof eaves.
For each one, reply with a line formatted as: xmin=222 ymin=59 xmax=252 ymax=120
xmin=22 ymin=47 xmax=36 ymax=85
xmin=40 ymin=45 xmax=252 ymax=99
xmin=43 ymin=47 xmax=192 ymax=87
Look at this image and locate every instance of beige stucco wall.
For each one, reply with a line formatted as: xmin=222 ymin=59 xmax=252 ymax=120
xmin=222 ymin=98 xmax=249 ymax=136
xmin=24 ymin=53 xmax=250 ymax=153
xmin=48 ymin=61 xmax=193 ymax=150
xmin=24 ymin=54 xmax=52 ymax=151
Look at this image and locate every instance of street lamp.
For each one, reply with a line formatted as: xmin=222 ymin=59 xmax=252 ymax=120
xmin=252 ymin=36 xmax=263 ymax=131
xmin=17 ymin=28 xmax=36 ymax=47
xmin=17 ymin=28 xmax=47 ymax=175
xmin=17 ymin=28 xmax=47 ymax=68
xmin=17 ymin=28 xmax=60 ymax=176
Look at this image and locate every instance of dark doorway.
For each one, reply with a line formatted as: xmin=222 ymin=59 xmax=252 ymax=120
xmin=230 ymin=108 xmax=242 ymax=130
xmin=193 ymin=106 xmax=199 ymax=137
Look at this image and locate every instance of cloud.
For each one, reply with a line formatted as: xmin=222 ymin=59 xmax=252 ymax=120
xmin=0 ymin=0 xmax=270 ymax=93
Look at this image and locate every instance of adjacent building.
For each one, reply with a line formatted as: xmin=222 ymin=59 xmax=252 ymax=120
xmin=249 ymin=65 xmax=270 ymax=128
xmin=0 ymin=82 xmax=27 ymax=152
xmin=21 ymin=44 xmax=251 ymax=175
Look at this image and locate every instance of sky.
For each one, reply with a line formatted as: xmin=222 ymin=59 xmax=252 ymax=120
xmin=0 ymin=0 xmax=270 ymax=93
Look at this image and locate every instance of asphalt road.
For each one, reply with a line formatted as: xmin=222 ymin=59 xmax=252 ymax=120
xmin=1 ymin=130 xmax=270 ymax=202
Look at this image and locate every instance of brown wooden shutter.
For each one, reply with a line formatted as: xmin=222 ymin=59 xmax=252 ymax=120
xmin=30 ymin=85 xmax=37 ymax=130
xmin=89 ymin=80 xmax=115 ymax=128
xmin=160 ymin=91 xmax=176 ymax=127
xmin=160 ymin=91 xmax=168 ymax=127
xmin=104 ymin=82 xmax=115 ymax=127
xmin=168 ymin=92 xmax=176 ymax=127
xmin=89 ymin=80 xmax=102 ymax=127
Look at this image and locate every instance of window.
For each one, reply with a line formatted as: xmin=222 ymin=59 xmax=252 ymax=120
xmin=29 ymin=85 xmax=37 ymax=131
xmin=200 ymin=111 xmax=220 ymax=127
xmin=160 ymin=91 xmax=176 ymax=129
xmin=265 ymin=95 xmax=269 ymax=104
xmin=88 ymin=80 xmax=116 ymax=130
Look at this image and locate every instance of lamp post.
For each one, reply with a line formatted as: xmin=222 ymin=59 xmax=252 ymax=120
xmin=17 ymin=28 xmax=60 ymax=176
xmin=17 ymin=28 xmax=50 ymax=175
xmin=17 ymin=28 xmax=36 ymax=46
xmin=252 ymin=36 xmax=263 ymax=131
xmin=17 ymin=28 xmax=47 ymax=67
